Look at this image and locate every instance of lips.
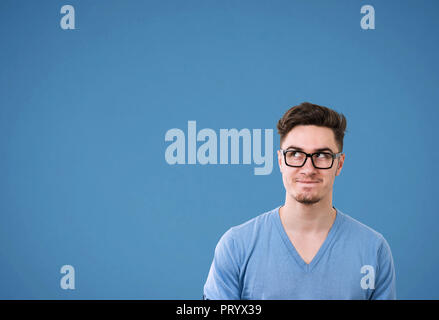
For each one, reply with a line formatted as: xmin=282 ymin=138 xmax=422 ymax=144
xmin=297 ymin=180 xmax=319 ymax=183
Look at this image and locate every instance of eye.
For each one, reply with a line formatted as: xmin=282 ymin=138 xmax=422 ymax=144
xmin=292 ymin=151 xmax=304 ymax=158
xmin=315 ymin=152 xmax=331 ymax=159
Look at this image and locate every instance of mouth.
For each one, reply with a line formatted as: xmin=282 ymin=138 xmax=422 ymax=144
xmin=296 ymin=180 xmax=320 ymax=186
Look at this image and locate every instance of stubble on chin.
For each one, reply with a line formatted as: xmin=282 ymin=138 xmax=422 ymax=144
xmin=295 ymin=195 xmax=320 ymax=205
xmin=284 ymin=177 xmax=323 ymax=205
xmin=294 ymin=191 xmax=322 ymax=205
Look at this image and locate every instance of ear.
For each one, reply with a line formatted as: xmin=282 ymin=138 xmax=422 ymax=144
xmin=335 ymin=153 xmax=345 ymax=176
xmin=277 ymin=149 xmax=283 ymax=173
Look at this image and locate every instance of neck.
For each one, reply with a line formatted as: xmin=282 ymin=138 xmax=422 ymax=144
xmin=279 ymin=193 xmax=336 ymax=234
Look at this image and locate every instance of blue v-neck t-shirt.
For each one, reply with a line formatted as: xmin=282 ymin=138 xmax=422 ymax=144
xmin=203 ymin=206 xmax=396 ymax=300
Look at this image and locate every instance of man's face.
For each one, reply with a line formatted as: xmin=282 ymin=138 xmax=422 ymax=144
xmin=277 ymin=125 xmax=345 ymax=206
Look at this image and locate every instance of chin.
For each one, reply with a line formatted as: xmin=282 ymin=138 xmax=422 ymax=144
xmin=294 ymin=192 xmax=322 ymax=205
xmin=297 ymin=198 xmax=321 ymax=205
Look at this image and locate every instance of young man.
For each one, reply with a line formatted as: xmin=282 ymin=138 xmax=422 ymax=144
xmin=203 ymin=102 xmax=396 ymax=300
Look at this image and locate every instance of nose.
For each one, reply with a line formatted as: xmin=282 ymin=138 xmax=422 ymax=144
xmin=300 ymin=155 xmax=318 ymax=173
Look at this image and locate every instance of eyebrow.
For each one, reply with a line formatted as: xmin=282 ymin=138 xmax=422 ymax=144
xmin=284 ymin=145 xmax=335 ymax=153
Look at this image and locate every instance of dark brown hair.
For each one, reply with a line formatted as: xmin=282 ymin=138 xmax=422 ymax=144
xmin=277 ymin=102 xmax=347 ymax=152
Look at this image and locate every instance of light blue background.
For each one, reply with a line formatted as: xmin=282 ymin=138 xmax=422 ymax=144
xmin=1 ymin=0 xmax=438 ymax=299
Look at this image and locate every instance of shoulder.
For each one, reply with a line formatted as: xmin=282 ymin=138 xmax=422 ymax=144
xmin=227 ymin=207 xmax=276 ymax=239
xmin=216 ymin=207 xmax=277 ymax=252
xmin=337 ymin=208 xmax=391 ymax=251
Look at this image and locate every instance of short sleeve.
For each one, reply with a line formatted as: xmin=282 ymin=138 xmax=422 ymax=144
xmin=203 ymin=228 xmax=242 ymax=300
xmin=370 ymin=237 xmax=397 ymax=300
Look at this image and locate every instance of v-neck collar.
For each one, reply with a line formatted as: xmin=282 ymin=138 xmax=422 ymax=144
xmin=273 ymin=205 xmax=344 ymax=273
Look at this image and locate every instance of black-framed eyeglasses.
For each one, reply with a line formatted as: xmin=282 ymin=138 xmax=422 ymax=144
xmin=280 ymin=149 xmax=343 ymax=169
